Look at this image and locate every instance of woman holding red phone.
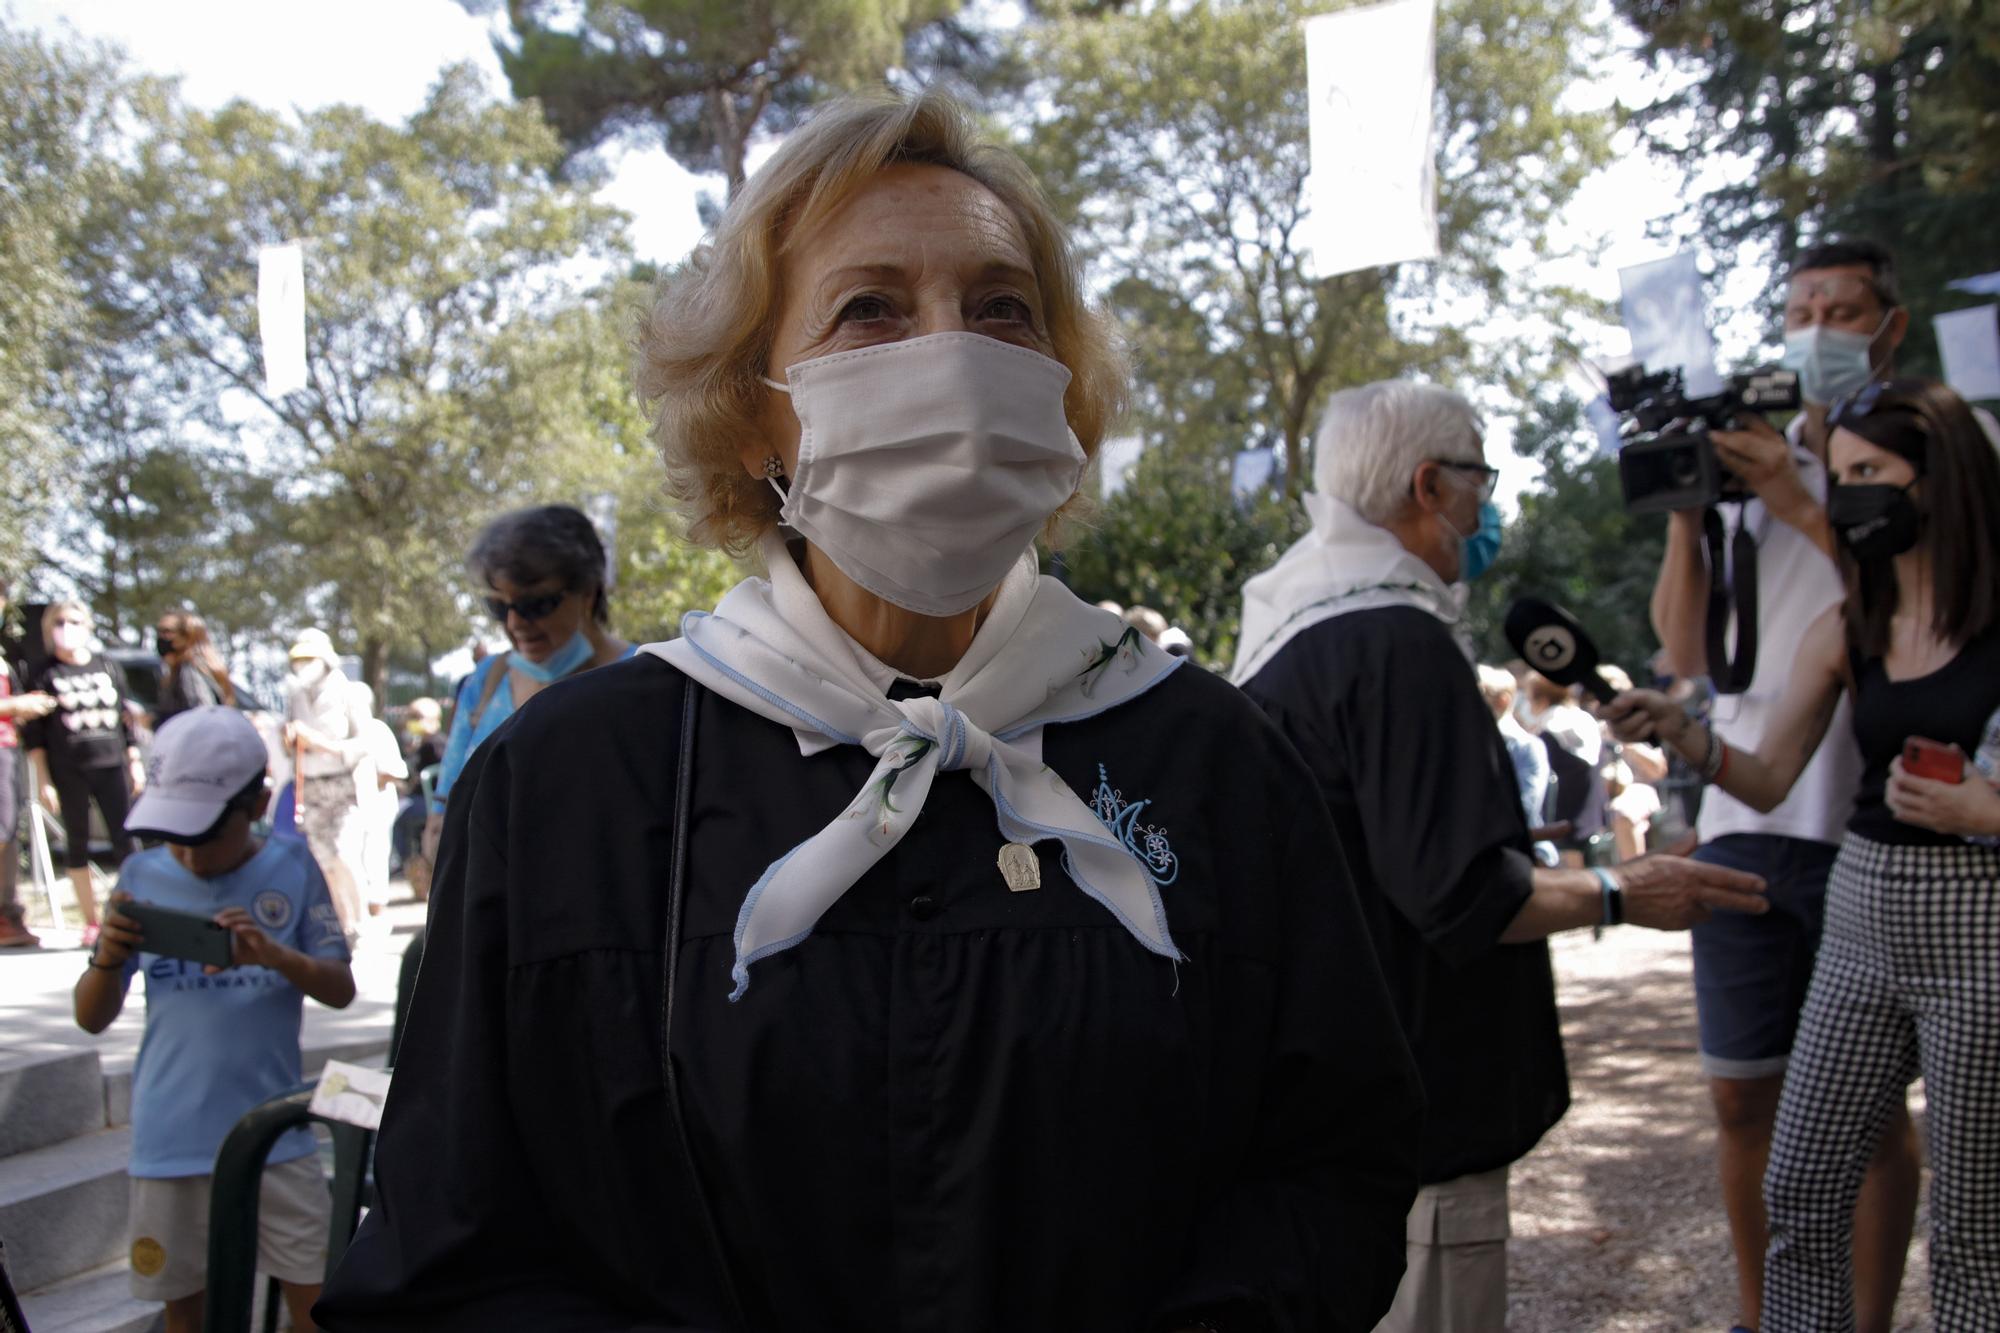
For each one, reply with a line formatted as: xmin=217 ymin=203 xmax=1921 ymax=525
xmin=1608 ymin=378 xmax=2000 ymax=1331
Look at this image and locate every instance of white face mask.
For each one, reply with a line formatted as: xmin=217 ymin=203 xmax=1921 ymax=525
xmin=290 ymin=659 xmax=329 ymax=689
xmin=763 ymin=332 xmax=1087 ymax=617
xmin=1780 ymin=312 xmax=1890 ymax=406
xmin=50 ymin=622 xmax=87 ymax=655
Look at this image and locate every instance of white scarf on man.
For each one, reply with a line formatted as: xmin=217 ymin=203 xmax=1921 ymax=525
xmin=648 ymin=533 xmax=1186 ymax=999
xmin=1229 ymin=492 xmax=1460 ymax=685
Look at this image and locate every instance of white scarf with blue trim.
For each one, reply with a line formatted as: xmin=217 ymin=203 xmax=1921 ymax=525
xmin=1229 ymin=493 xmax=1460 ymax=686
xmin=647 ymin=534 xmax=1186 ymax=999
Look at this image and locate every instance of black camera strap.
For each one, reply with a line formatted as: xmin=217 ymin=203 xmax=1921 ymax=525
xmin=1703 ymin=506 xmax=1759 ymax=695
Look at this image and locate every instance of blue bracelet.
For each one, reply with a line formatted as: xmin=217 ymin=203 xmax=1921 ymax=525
xmin=1592 ymin=867 xmax=1624 ymax=927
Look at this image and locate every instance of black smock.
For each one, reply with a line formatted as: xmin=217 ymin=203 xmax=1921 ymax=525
xmin=1240 ymin=608 xmax=1569 ymax=1186
xmin=316 ymin=652 xmax=1423 ymax=1332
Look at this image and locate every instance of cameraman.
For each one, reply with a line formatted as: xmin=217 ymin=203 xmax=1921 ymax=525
xmin=1649 ymin=238 xmax=1919 ymax=1333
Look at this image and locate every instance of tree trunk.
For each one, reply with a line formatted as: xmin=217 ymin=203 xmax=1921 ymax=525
xmin=361 ymin=636 xmax=390 ymax=709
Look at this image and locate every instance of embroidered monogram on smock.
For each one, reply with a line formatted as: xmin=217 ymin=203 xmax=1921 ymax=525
xmin=1090 ymin=764 xmax=1179 ymax=885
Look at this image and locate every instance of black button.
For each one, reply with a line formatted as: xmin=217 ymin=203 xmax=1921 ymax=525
xmin=907 ymin=895 xmax=938 ymax=921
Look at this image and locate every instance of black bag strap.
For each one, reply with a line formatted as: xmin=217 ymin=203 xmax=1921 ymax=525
xmin=1703 ymin=506 xmax=1760 ymax=695
xmin=659 ymin=681 xmax=746 ymax=1329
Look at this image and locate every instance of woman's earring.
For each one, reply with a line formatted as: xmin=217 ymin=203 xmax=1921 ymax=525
xmin=762 ymin=455 xmax=786 ymax=482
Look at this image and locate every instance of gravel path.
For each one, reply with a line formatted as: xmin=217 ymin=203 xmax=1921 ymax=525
xmin=1507 ymin=928 xmax=1933 ymax=1332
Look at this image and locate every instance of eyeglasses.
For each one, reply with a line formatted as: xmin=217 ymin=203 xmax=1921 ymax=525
xmin=1433 ymin=460 xmax=1500 ymax=501
xmin=484 ymin=590 xmax=568 ymax=624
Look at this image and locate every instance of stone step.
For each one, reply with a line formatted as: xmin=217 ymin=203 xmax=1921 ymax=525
xmin=17 ymin=1260 xmax=162 ymax=1333
xmin=0 ymin=1128 xmax=130 ymax=1293
xmin=0 ymin=1050 xmax=105 ymax=1157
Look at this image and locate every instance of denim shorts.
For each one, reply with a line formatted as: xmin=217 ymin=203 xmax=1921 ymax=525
xmin=1689 ymin=832 xmax=1839 ymax=1079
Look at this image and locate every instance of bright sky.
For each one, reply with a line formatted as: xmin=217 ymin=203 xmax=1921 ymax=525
xmin=18 ymin=0 xmax=1768 ymax=511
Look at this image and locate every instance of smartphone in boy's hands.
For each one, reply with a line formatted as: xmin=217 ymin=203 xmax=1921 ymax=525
xmin=117 ymin=899 xmax=235 ymax=969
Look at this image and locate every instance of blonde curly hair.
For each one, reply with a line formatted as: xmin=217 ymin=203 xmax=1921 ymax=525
xmin=635 ymin=89 xmax=1126 ymax=557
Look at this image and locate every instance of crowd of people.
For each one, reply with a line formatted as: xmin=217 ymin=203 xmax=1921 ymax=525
xmin=5 ymin=87 xmax=1994 ymax=1333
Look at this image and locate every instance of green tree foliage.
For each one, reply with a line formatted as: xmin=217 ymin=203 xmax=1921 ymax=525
xmin=1619 ymin=0 xmax=2000 ymax=369
xmin=0 ymin=22 xmax=133 ymax=589
xmin=475 ymin=273 xmax=743 ymax=644
xmin=469 ymin=0 xmax=968 ymax=194
xmin=1060 ymin=452 xmax=1308 ymax=668
xmin=51 ymin=67 xmax=633 ymax=687
xmin=1023 ymin=0 xmax=1612 ymax=488
xmin=1019 ymin=0 xmax=1612 ymax=654
xmin=1462 ymin=396 xmax=1667 ymax=674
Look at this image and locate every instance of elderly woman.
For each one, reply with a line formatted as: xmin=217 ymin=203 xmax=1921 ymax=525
xmin=319 ymin=93 xmax=1421 ymax=1333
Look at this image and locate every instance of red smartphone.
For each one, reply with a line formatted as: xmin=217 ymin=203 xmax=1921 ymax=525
xmin=1904 ymin=737 xmax=1965 ymax=784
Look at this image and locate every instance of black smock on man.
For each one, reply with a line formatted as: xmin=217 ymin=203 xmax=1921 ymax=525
xmin=1242 ymin=605 xmax=1568 ymax=1182
xmin=316 ymin=653 xmax=1422 ymax=1331
xmin=1231 ymin=380 xmax=1768 ymax=1332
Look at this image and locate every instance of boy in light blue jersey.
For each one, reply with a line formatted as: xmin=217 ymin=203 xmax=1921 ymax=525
xmin=75 ymin=706 xmax=354 ymax=1333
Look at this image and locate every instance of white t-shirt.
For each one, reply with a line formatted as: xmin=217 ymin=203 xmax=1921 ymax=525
xmin=1697 ymin=419 xmax=1861 ymax=846
xmin=1522 ymin=701 xmax=1601 ymax=767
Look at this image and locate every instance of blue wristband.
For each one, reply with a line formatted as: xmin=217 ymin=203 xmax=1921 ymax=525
xmin=1592 ymin=867 xmax=1623 ymax=927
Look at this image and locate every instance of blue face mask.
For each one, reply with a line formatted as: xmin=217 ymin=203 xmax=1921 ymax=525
xmin=1462 ymin=500 xmax=1503 ymax=582
xmin=511 ymin=629 xmax=593 ymax=683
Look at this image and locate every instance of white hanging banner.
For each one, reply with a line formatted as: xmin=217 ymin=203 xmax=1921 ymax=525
xmin=1301 ymin=0 xmax=1439 ymax=278
xmin=1617 ymin=252 xmax=1722 ymax=397
xmin=1935 ymin=305 xmax=2000 ymax=402
xmin=257 ymin=242 xmax=308 ymax=397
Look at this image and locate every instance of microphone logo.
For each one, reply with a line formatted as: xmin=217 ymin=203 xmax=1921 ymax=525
xmin=1524 ymin=625 xmax=1577 ymax=673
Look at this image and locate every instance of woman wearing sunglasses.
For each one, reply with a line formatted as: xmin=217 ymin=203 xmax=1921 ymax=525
xmin=430 ymin=504 xmax=632 ymax=823
xmin=1608 ymin=377 xmax=2000 ymax=1331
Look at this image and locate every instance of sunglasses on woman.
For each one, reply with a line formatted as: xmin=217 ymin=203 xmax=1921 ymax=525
xmin=484 ymin=590 xmax=568 ymax=624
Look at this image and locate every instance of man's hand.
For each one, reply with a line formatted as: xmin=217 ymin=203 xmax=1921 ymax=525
xmin=1711 ymin=418 xmax=1817 ymax=527
xmin=93 ymin=893 xmax=145 ymax=969
xmin=39 ymin=782 xmax=61 ymax=819
xmin=127 ymin=753 xmax=146 ymax=795
xmin=1887 ymin=755 xmax=2000 ymax=839
xmin=1614 ymin=834 xmax=1768 ymax=930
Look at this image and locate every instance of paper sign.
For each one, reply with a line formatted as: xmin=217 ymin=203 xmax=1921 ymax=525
xmin=1099 ymin=435 xmax=1144 ymax=500
xmin=309 ymin=1059 xmax=391 ymax=1130
xmin=1585 ymin=395 xmax=1624 ymax=458
xmin=1231 ymin=448 xmax=1277 ymax=499
xmin=1947 ymin=271 xmax=2000 ymax=297
xmin=1935 ymin=305 xmax=2000 ymax=401
xmin=257 ymin=242 xmax=308 ymax=397
xmin=1301 ymin=0 xmax=1440 ymax=277
xmin=1618 ymin=252 xmax=1722 ymax=397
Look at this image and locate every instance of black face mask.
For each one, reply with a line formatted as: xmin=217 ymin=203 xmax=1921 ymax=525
xmin=1828 ymin=481 xmax=1922 ymax=563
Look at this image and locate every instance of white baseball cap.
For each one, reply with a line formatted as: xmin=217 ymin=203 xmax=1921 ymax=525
xmin=126 ymin=706 xmax=270 ymax=840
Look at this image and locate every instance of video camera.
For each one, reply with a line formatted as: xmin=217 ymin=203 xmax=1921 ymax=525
xmin=1606 ymin=364 xmax=1801 ymax=515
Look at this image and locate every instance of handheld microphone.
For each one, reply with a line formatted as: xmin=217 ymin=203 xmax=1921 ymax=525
xmin=1504 ymin=597 xmax=1620 ymax=706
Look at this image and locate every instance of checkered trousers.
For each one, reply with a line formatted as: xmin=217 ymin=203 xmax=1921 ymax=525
xmin=1763 ymin=832 xmax=2000 ymax=1331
